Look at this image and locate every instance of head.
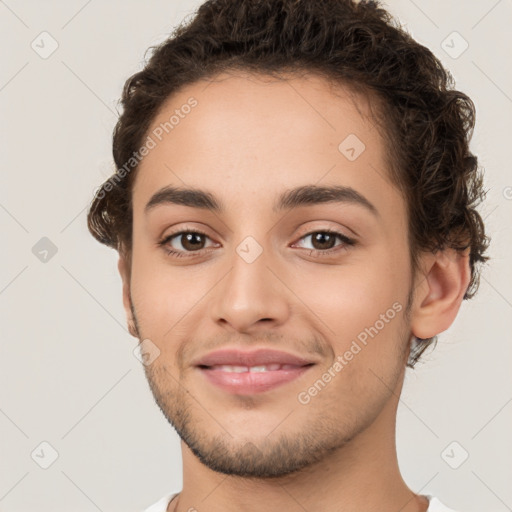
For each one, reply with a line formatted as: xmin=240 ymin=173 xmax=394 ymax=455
xmin=87 ymin=0 xmax=489 ymax=478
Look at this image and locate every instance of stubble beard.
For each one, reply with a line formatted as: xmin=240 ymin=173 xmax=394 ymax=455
xmin=131 ymin=289 xmax=413 ymax=479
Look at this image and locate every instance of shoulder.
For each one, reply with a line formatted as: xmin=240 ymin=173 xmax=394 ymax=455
xmin=141 ymin=491 xmax=180 ymax=512
xmin=426 ymin=495 xmax=461 ymax=512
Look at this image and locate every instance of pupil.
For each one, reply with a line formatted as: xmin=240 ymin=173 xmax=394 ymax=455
xmin=313 ymin=232 xmax=335 ymax=250
xmin=183 ymin=233 xmax=204 ymax=250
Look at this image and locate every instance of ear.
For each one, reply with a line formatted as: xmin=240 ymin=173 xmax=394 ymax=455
xmin=117 ymin=255 xmax=139 ymax=338
xmin=410 ymin=248 xmax=471 ymax=339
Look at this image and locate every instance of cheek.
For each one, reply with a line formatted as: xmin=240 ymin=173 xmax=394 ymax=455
xmin=289 ymin=249 xmax=410 ymax=379
xmin=294 ymin=256 xmax=406 ymax=334
xmin=129 ymin=248 xmax=208 ymax=345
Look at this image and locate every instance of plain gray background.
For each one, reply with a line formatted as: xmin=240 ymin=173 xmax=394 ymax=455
xmin=1 ymin=1 xmax=511 ymax=511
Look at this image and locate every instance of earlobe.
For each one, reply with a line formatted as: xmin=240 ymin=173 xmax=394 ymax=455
xmin=410 ymin=248 xmax=471 ymax=340
xmin=117 ymin=255 xmax=139 ymax=338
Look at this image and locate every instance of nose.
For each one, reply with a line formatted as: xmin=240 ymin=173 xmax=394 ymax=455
xmin=208 ymin=243 xmax=291 ymax=333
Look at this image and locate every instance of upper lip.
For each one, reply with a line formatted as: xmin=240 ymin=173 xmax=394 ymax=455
xmin=193 ymin=348 xmax=317 ymax=368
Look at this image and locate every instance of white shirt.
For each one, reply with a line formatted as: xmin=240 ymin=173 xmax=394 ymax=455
xmin=142 ymin=491 xmax=460 ymax=511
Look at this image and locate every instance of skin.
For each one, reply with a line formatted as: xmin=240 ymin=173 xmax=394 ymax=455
xmin=117 ymin=71 xmax=470 ymax=512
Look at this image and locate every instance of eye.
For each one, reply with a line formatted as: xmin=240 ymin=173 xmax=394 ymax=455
xmin=292 ymin=229 xmax=356 ymax=257
xmin=158 ymin=229 xmax=217 ymax=258
xmin=158 ymin=228 xmax=356 ymax=259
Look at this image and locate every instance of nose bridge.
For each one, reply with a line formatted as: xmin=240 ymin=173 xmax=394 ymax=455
xmin=208 ymin=233 xmax=290 ymax=332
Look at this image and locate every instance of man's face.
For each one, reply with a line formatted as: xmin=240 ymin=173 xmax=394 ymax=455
xmin=123 ymin=72 xmax=417 ymax=477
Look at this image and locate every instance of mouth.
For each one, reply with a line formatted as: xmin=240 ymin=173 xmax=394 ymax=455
xmin=193 ymin=348 xmax=317 ymax=395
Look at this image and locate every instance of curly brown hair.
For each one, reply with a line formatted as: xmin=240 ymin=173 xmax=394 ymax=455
xmin=87 ymin=0 xmax=490 ymax=367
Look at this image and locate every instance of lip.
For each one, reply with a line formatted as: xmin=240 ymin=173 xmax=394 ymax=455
xmin=193 ymin=348 xmax=317 ymax=395
xmin=193 ymin=348 xmax=316 ymax=367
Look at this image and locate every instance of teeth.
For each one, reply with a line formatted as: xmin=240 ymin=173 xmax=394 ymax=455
xmin=217 ymin=365 xmax=248 ymax=373
xmin=211 ymin=364 xmax=285 ymax=372
xmin=263 ymin=363 xmax=282 ymax=371
xmin=250 ymin=365 xmax=272 ymax=372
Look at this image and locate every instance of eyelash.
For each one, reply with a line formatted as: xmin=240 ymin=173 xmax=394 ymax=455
xmin=158 ymin=228 xmax=356 ymax=259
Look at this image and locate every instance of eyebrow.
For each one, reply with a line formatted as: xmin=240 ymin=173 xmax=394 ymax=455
xmin=144 ymin=184 xmax=379 ymax=217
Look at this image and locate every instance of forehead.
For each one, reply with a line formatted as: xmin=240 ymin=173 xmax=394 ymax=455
xmin=132 ymin=71 xmax=400 ymax=220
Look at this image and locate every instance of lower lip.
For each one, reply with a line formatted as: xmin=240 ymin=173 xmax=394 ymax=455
xmin=197 ymin=365 xmax=313 ymax=394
